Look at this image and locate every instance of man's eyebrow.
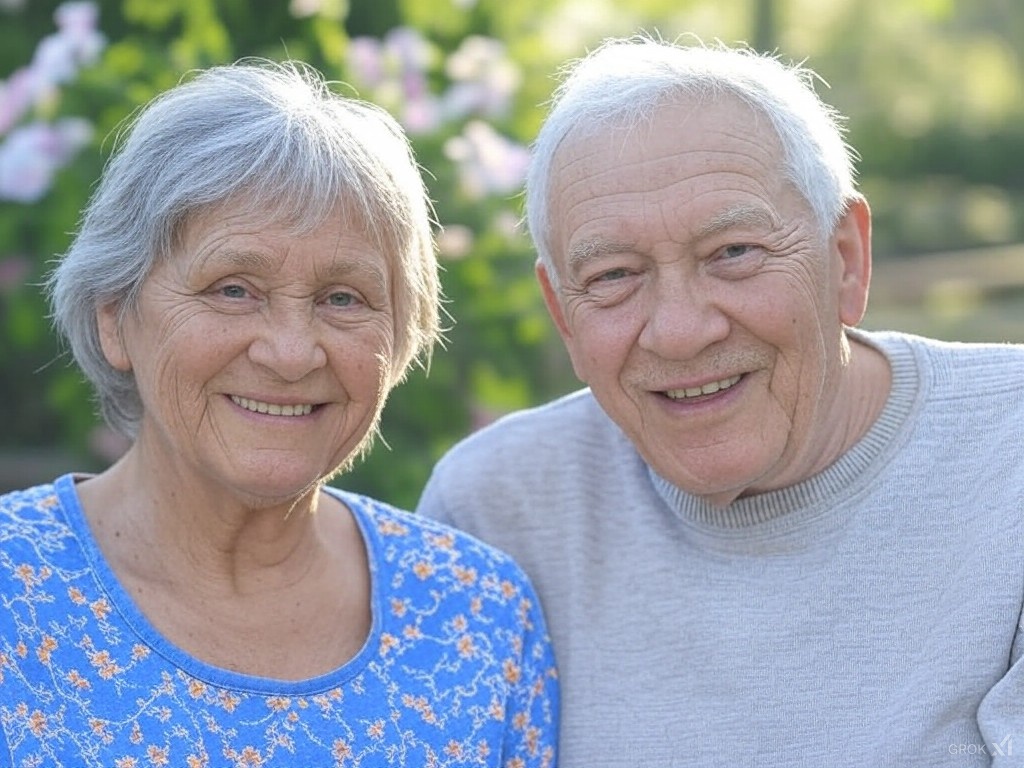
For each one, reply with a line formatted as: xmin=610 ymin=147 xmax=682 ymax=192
xmin=566 ymin=238 xmax=638 ymax=275
xmin=693 ymin=204 xmax=779 ymax=240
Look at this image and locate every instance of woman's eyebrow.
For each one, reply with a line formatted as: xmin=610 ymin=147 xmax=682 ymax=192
xmin=191 ymin=248 xmax=276 ymax=272
xmin=189 ymin=247 xmax=388 ymax=286
xmin=316 ymin=258 xmax=389 ymax=292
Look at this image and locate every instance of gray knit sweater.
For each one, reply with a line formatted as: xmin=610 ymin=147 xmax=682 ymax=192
xmin=417 ymin=330 xmax=1024 ymax=767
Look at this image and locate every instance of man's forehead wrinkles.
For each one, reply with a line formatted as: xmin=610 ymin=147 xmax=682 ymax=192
xmin=558 ymin=151 xmax=774 ymax=210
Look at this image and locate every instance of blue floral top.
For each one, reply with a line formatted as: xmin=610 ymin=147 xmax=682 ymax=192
xmin=0 ymin=475 xmax=558 ymax=767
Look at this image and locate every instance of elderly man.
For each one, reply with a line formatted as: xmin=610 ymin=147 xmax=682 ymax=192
xmin=418 ymin=36 xmax=1024 ymax=767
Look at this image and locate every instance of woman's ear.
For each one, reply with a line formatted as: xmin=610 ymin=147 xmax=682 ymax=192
xmin=97 ymin=302 xmax=132 ymax=371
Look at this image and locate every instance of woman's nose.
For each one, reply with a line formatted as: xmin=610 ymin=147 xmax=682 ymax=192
xmin=247 ymin=307 xmax=327 ymax=382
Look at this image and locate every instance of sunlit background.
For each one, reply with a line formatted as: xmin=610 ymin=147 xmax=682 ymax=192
xmin=2 ymin=0 xmax=1022 ymax=505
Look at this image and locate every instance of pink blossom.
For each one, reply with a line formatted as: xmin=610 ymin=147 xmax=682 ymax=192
xmin=34 ymin=2 xmax=105 ymax=85
xmin=0 ymin=68 xmax=40 ymax=135
xmin=33 ymin=35 xmax=81 ymax=84
xmin=0 ymin=118 xmax=92 ymax=203
xmin=444 ymin=120 xmax=531 ymax=199
xmin=0 ymin=2 xmax=105 ymax=134
xmin=384 ymin=27 xmax=432 ymax=72
xmin=347 ymin=29 xmax=442 ymax=134
xmin=346 ymin=37 xmax=385 ymax=89
xmin=54 ymin=2 xmax=105 ymax=64
xmin=492 ymin=210 xmax=524 ymax=240
xmin=436 ymin=224 xmax=475 ymax=260
xmin=0 ymin=2 xmax=104 ymax=201
xmin=0 ymin=255 xmax=30 ymax=292
xmin=442 ymin=36 xmax=521 ymax=120
xmin=401 ymin=95 xmax=442 ymax=135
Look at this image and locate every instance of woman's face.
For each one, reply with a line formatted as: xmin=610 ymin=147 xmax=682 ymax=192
xmin=98 ymin=203 xmax=396 ymax=507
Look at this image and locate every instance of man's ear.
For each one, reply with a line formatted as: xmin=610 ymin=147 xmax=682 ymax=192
xmin=97 ymin=302 xmax=132 ymax=372
xmin=834 ymin=196 xmax=873 ymax=327
xmin=536 ymin=260 xmax=572 ymax=340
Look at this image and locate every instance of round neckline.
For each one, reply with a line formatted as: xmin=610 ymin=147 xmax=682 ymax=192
xmin=648 ymin=330 xmax=921 ymax=546
xmin=54 ymin=474 xmax=382 ymax=695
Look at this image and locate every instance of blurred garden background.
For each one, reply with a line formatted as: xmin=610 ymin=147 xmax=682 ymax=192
xmin=1 ymin=0 xmax=1022 ymax=505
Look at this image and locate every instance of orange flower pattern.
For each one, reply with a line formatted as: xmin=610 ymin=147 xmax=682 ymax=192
xmin=0 ymin=476 xmax=558 ymax=766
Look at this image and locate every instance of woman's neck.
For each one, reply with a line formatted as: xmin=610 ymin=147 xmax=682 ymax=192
xmin=74 ymin=449 xmax=372 ymax=679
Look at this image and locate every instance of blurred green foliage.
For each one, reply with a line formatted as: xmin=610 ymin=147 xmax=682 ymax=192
xmin=1 ymin=0 xmax=1022 ymax=506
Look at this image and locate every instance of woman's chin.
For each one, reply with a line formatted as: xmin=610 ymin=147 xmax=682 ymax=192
xmin=202 ymin=460 xmax=336 ymax=509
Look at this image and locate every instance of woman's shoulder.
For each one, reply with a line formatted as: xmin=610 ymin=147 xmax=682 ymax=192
xmin=0 ymin=477 xmax=90 ymax=629
xmin=328 ymin=487 xmax=540 ymax=604
xmin=341 ymin=489 xmax=528 ymax=566
xmin=0 ymin=476 xmax=77 ymax=547
xmin=1 ymin=478 xmax=63 ymax=516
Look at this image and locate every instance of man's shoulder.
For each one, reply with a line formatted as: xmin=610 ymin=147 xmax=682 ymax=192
xmin=870 ymin=329 xmax=1024 ymax=392
xmin=418 ymin=388 xmax=646 ymax=529
xmin=440 ymin=387 xmax=617 ymax=461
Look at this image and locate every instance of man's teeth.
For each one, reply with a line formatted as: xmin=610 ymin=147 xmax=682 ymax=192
xmin=665 ymin=375 xmax=741 ymax=400
xmin=230 ymin=396 xmax=314 ymax=416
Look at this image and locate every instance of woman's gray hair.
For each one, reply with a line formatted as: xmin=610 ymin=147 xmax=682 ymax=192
xmin=48 ymin=58 xmax=441 ymax=438
xmin=525 ymin=35 xmax=860 ymax=280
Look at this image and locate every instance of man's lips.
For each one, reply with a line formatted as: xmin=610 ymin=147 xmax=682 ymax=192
xmin=663 ymin=374 xmax=742 ymax=401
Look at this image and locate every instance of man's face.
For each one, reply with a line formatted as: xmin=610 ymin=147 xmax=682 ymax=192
xmin=539 ymin=96 xmax=871 ymax=506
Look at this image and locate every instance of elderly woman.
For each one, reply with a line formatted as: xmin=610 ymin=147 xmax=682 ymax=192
xmin=0 ymin=60 xmax=557 ymax=766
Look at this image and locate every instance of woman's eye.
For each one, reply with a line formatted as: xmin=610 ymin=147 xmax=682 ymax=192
xmin=327 ymin=291 xmax=359 ymax=307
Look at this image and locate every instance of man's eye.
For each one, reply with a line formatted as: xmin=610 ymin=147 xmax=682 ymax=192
xmin=594 ymin=268 xmax=630 ymax=282
xmin=219 ymin=284 xmax=248 ymax=299
xmin=722 ymin=244 xmax=754 ymax=259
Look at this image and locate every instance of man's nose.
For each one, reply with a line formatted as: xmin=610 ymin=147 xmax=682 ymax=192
xmin=636 ymin=277 xmax=730 ymax=360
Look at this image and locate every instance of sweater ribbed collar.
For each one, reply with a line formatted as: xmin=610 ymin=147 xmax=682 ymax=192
xmin=647 ymin=330 xmax=920 ymax=536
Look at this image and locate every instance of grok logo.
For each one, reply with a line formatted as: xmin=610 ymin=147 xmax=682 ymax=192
xmin=948 ymin=735 xmax=1013 ymax=757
